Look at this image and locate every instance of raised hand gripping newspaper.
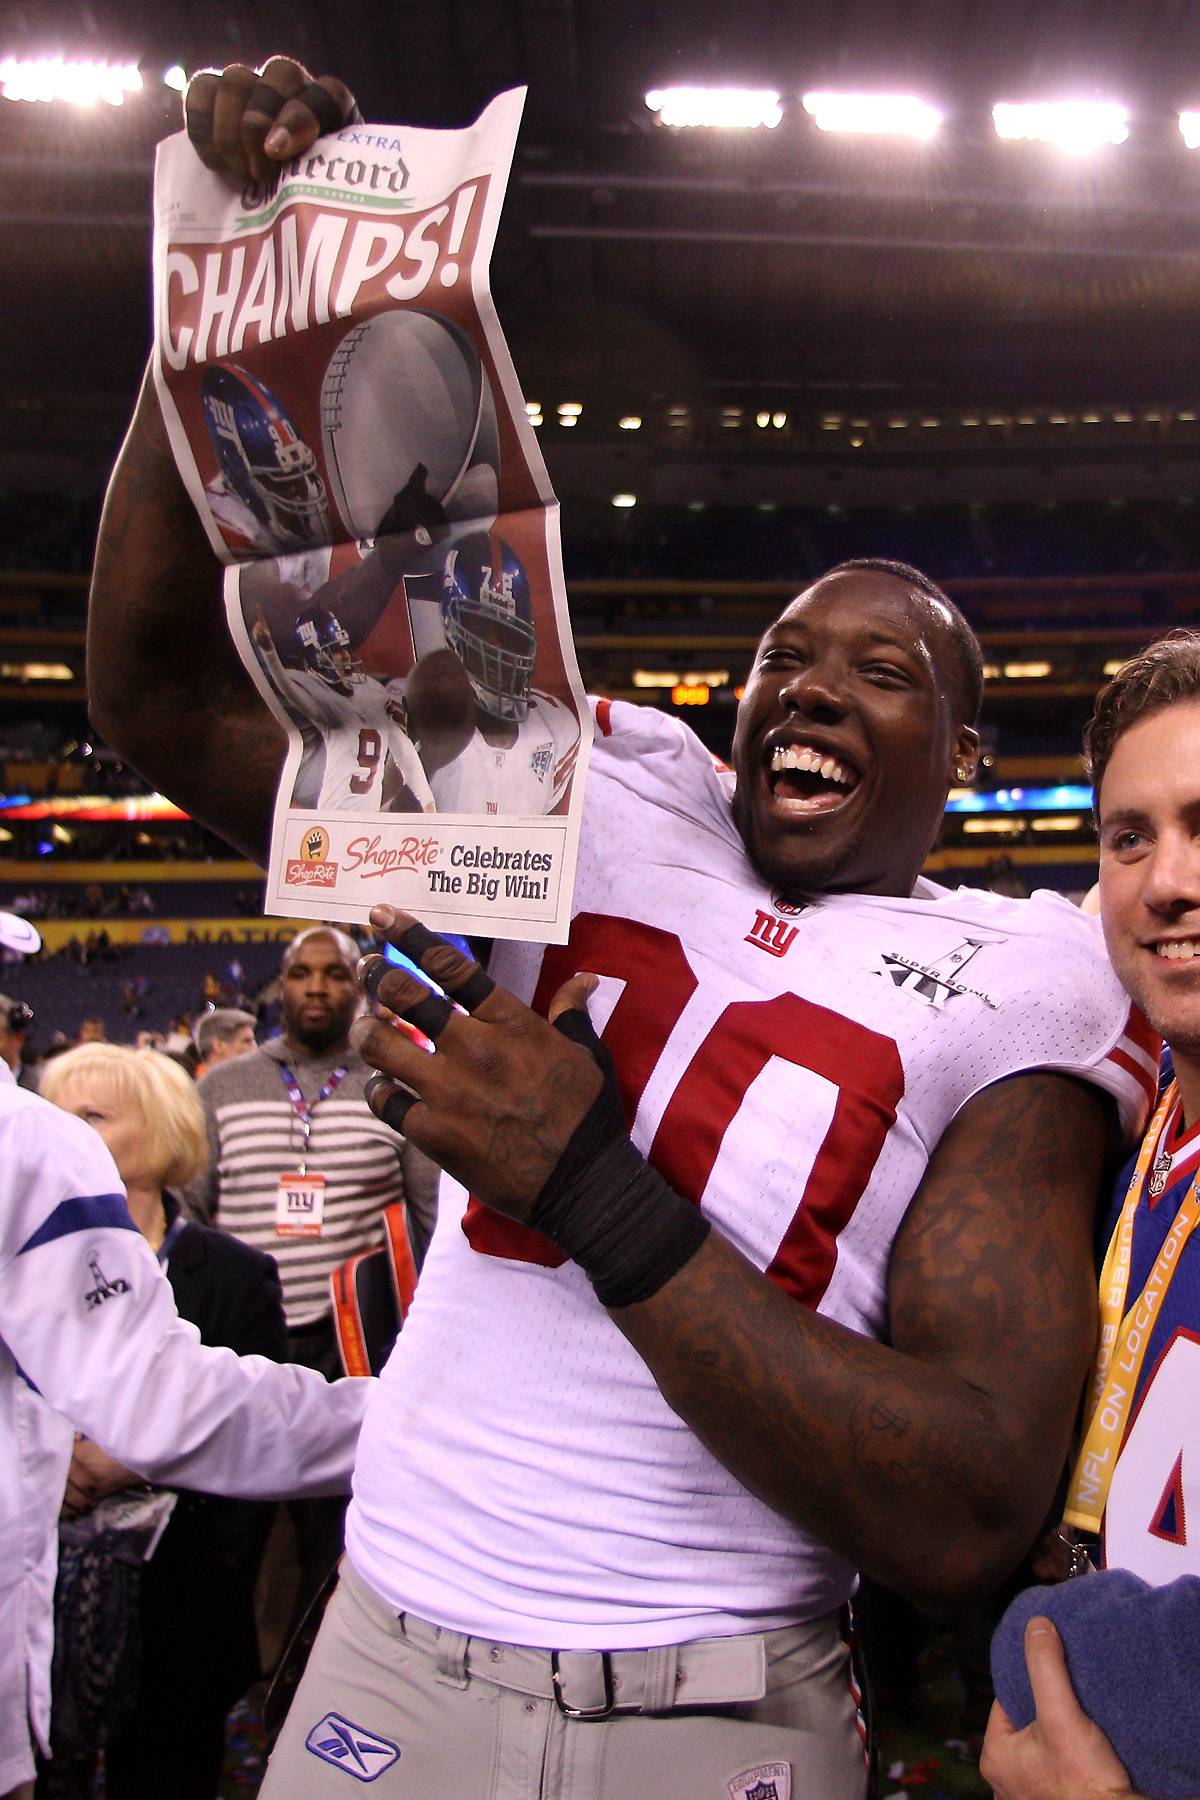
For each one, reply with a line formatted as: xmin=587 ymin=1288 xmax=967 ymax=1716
xmin=152 ymin=90 xmax=589 ymax=943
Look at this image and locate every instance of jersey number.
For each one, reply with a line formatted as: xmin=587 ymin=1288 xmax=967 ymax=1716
xmin=462 ymin=913 xmax=903 ymax=1307
xmin=350 ymin=728 xmax=382 ymax=795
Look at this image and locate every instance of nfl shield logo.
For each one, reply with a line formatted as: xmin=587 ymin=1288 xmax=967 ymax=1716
xmin=726 ymin=1763 xmax=791 ymax=1800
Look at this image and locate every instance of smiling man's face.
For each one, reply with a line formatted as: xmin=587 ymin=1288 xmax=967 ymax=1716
xmin=1098 ymin=699 xmax=1200 ymax=1072
xmin=731 ymin=571 xmax=979 ymax=899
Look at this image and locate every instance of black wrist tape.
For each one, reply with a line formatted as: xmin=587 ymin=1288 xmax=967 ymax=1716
xmin=531 ymin=1009 xmax=710 ymax=1308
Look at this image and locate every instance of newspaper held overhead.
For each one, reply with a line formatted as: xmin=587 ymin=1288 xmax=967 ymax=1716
xmin=152 ymin=89 xmax=589 ymax=944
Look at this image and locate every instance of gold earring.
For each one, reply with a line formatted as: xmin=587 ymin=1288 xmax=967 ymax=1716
xmin=955 ymin=764 xmax=971 ymax=782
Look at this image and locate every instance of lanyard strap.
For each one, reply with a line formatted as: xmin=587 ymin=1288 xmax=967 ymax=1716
xmin=157 ymin=1212 xmax=187 ymax=1268
xmin=277 ymin=1063 xmax=347 ymax=1174
xmin=1064 ymin=1080 xmax=1200 ymax=1531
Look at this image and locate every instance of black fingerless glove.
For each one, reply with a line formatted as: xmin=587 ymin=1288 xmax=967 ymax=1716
xmin=530 ymin=1008 xmax=710 ymax=1308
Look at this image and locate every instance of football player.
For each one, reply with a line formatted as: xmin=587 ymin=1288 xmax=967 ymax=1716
xmin=250 ymin=604 xmax=434 ymax=815
xmin=398 ymin=529 xmax=580 ymax=817
xmin=201 ymin=362 xmax=331 ymax=555
xmin=89 ymin=62 xmax=1151 ymax=1800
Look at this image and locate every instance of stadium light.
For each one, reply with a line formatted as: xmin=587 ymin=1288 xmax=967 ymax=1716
xmin=801 ymin=92 xmax=942 ymax=140
xmin=611 ymin=493 xmax=637 ymax=508
xmin=0 ymin=56 xmax=143 ymax=105
xmin=163 ymin=64 xmax=187 ymax=92
xmin=645 ymin=86 xmax=782 ymax=129
xmin=992 ymin=100 xmax=1129 ymax=150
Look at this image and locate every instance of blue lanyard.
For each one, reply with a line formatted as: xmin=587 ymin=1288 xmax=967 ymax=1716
xmin=278 ymin=1063 xmax=347 ymax=1175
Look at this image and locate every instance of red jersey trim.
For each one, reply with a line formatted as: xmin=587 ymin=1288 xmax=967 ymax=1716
xmin=1110 ymin=1045 xmax=1160 ymax=1124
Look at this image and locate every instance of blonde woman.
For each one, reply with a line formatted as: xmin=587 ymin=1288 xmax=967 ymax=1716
xmin=41 ymin=1046 xmax=288 ymax=1800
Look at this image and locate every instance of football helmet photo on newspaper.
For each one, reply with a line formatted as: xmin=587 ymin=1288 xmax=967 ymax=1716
xmin=294 ymin=606 xmax=364 ymax=696
xmin=441 ymin=532 xmax=537 ymax=723
xmin=201 ymin=363 xmax=332 ymax=550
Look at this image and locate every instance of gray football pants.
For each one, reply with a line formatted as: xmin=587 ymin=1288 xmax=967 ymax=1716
xmin=260 ymin=1558 xmax=868 ymax=1799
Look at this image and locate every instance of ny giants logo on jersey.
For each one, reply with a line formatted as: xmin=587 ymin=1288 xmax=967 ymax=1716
xmin=529 ymin=744 xmax=553 ymax=782
xmin=744 ymin=909 xmax=800 ymax=958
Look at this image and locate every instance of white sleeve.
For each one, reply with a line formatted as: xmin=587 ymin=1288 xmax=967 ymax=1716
xmin=548 ymin=699 xmax=582 ymax=807
xmin=259 ymin=638 xmax=339 ymax=728
xmin=385 ymin=712 xmax=436 ymax=812
xmin=0 ymin=1097 xmax=370 ymax=1498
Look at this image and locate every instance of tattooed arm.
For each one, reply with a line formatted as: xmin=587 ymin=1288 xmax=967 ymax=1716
xmin=88 ymin=365 xmax=284 ymax=863
xmin=611 ymin=1069 xmax=1105 ymax=1614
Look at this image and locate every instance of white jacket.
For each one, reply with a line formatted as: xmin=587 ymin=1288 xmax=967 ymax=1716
xmin=0 ymin=1063 xmax=372 ymax=1790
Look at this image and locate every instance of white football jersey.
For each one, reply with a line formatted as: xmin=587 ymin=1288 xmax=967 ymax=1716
xmin=347 ymin=700 xmax=1154 ymax=1649
xmin=427 ymin=691 xmax=580 ymax=816
xmin=259 ymin=646 xmax=433 ymax=814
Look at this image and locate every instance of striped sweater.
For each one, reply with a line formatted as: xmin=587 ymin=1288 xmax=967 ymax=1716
xmin=185 ymin=1038 xmax=439 ymax=1328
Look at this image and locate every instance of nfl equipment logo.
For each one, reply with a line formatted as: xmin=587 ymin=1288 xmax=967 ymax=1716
xmin=726 ymin=1763 xmax=791 ymax=1800
xmin=304 ymin=1713 xmax=400 ymax=1782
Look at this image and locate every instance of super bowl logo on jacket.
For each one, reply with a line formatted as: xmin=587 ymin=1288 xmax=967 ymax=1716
xmin=877 ymin=937 xmax=1000 ymax=1010
xmin=84 ymin=1252 xmax=131 ymax=1310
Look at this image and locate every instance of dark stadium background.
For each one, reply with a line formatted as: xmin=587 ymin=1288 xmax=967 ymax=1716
xmin=3 ymin=9 xmax=1198 ymax=1786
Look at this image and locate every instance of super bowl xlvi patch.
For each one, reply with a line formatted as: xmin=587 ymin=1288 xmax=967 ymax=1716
xmin=876 ymin=937 xmax=1000 ymax=1010
xmin=725 ymin=1763 xmax=791 ymax=1800
xmin=529 ymin=743 xmax=553 ymax=781
xmin=83 ymin=1252 xmax=131 ymax=1310
xmin=304 ymin=1713 xmax=400 ymax=1782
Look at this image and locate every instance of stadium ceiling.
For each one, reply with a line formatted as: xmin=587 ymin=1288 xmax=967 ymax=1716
xmin=9 ymin=0 xmax=1200 ymax=498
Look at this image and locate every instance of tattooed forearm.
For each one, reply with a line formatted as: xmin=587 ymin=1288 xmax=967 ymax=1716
xmin=610 ymin=1071 xmax=1107 ymax=1612
xmin=88 ymin=363 xmax=284 ymax=863
xmin=477 ymin=1056 xmax=598 ymax=1213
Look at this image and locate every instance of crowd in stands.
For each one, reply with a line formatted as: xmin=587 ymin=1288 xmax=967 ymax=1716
xmin=8 ymin=885 xmax=156 ymax=921
xmin=6 ymin=484 xmax=1200 ymax=599
xmin=0 ymin=822 xmax=244 ymax=862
